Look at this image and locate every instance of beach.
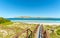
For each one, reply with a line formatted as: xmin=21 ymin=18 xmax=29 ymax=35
xmin=22 ymin=22 xmax=60 ymax=25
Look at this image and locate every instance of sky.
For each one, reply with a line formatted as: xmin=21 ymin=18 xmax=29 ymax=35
xmin=0 ymin=0 xmax=60 ymax=18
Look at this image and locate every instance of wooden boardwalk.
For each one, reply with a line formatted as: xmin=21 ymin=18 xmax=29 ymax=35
xmin=13 ymin=24 xmax=50 ymax=38
xmin=38 ymin=24 xmax=50 ymax=38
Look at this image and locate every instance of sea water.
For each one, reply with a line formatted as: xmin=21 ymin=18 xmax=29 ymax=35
xmin=11 ymin=20 xmax=60 ymax=23
xmin=7 ymin=18 xmax=60 ymax=23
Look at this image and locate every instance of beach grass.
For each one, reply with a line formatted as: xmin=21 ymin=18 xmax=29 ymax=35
xmin=44 ymin=25 xmax=60 ymax=38
xmin=0 ymin=22 xmax=38 ymax=38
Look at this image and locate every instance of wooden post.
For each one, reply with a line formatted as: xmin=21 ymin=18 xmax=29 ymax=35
xmin=43 ymin=30 xmax=50 ymax=38
xmin=26 ymin=29 xmax=28 ymax=38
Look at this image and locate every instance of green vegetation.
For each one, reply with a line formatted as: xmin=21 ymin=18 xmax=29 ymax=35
xmin=0 ymin=21 xmax=38 ymax=38
xmin=0 ymin=17 xmax=12 ymax=25
xmin=56 ymin=29 xmax=60 ymax=35
xmin=50 ymin=32 xmax=57 ymax=38
xmin=44 ymin=25 xmax=60 ymax=38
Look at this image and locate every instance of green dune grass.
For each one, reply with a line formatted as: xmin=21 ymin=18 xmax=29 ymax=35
xmin=44 ymin=25 xmax=60 ymax=38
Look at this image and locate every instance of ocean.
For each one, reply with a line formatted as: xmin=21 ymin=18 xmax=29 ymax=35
xmin=7 ymin=18 xmax=60 ymax=23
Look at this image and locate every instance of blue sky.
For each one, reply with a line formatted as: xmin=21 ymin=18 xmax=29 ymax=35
xmin=0 ymin=0 xmax=60 ymax=18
